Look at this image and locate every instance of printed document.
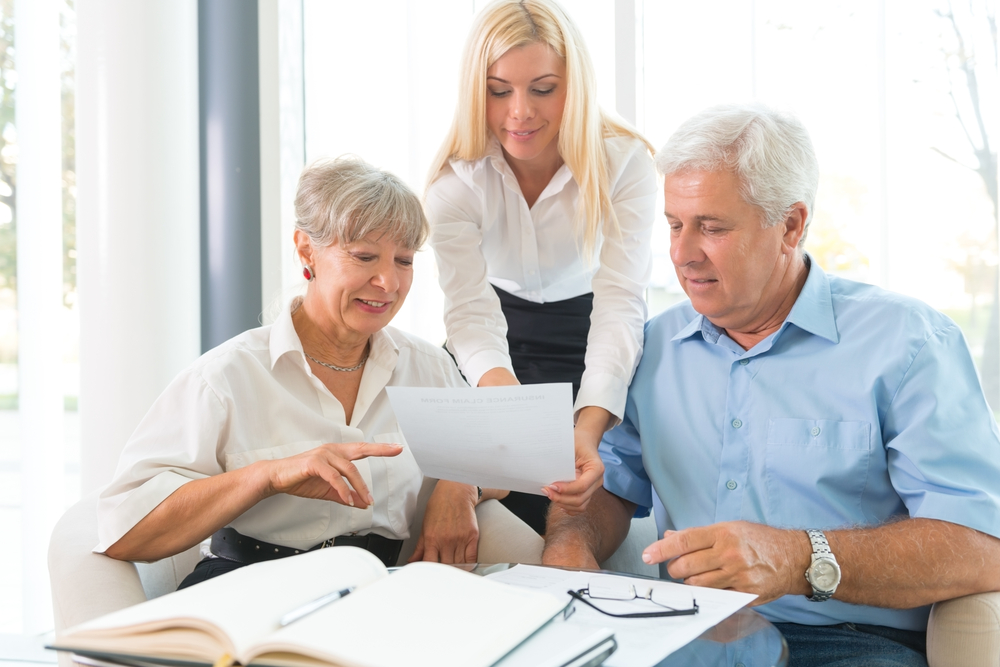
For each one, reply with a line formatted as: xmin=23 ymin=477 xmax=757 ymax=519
xmin=385 ymin=384 xmax=575 ymax=494
xmin=487 ymin=565 xmax=758 ymax=667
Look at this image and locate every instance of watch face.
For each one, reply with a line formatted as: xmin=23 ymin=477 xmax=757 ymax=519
xmin=810 ymin=559 xmax=840 ymax=590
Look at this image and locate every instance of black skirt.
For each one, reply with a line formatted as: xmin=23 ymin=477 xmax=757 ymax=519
xmin=493 ymin=285 xmax=593 ymax=535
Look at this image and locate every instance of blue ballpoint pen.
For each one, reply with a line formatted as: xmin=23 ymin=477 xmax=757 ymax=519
xmin=278 ymin=587 xmax=356 ymax=627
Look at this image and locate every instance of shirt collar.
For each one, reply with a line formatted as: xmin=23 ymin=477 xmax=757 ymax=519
xmin=268 ymin=297 xmax=401 ymax=372
xmin=485 ymin=137 xmax=574 ymax=197
xmin=672 ymin=313 xmax=713 ymax=343
xmin=269 ymin=298 xmax=305 ymax=370
xmin=783 ymin=254 xmax=839 ymax=344
xmin=670 ymin=253 xmax=839 ymax=346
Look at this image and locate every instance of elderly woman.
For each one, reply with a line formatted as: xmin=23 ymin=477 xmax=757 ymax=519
xmin=96 ymin=157 xmax=537 ymax=587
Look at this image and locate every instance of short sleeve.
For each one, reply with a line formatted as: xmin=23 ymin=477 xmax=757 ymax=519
xmin=882 ymin=324 xmax=1000 ymax=539
xmin=95 ymin=367 xmax=229 ymax=553
xmin=599 ymin=404 xmax=654 ymax=517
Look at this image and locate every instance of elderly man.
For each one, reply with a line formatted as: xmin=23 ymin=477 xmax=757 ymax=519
xmin=542 ymin=104 xmax=1000 ymax=666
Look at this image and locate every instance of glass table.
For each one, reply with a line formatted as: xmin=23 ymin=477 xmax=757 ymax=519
xmin=652 ymin=607 xmax=788 ymax=667
xmin=462 ymin=563 xmax=789 ymax=667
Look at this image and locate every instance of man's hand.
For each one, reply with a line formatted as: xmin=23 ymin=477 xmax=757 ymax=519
xmin=409 ymin=480 xmax=480 ymax=564
xmin=642 ymin=521 xmax=812 ymax=605
xmin=544 ymin=406 xmax=612 ymax=513
xmin=264 ymin=442 xmax=403 ymax=509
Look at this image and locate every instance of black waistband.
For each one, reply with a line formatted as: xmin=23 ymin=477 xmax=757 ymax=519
xmin=491 ymin=284 xmax=592 ymax=393
xmin=492 ymin=284 xmax=594 ymax=316
xmin=210 ymin=527 xmax=403 ymax=568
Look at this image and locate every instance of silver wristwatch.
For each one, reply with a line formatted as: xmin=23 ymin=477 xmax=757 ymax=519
xmin=804 ymin=529 xmax=841 ymax=602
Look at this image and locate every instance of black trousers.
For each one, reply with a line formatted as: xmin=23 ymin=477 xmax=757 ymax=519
xmin=493 ymin=285 xmax=593 ymax=535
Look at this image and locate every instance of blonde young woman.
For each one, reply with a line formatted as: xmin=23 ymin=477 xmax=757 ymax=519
xmin=423 ymin=0 xmax=657 ymax=536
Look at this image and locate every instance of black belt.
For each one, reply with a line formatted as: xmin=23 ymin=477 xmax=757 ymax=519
xmin=210 ymin=527 xmax=404 ymax=568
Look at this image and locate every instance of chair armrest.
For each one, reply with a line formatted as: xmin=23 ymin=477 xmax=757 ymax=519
xmin=600 ymin=516 xmax=659 ymax=578
xmin=927 ymin=591 xmax=1000 ymax=667
xmin=48 ymin=492 xmax=149 ymax=633
xmin=136 ymin=545 xmax=203 ymax=600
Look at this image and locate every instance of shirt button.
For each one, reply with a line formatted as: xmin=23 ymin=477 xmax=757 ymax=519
xmin=726 ymin=480 xmax=738 ymax=490
xmin=739 ymin=359 xmax=749 ymax=365
xmin=732 ymin=418 xmax=743 ymax=429
xmin=811 ymin=426 xmax=821 ymax=436
xmin=529 ymin=270 xmax=536 ymax=275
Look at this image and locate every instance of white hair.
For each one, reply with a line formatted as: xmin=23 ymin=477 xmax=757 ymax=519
xmin=655 ymin=104 xmax=818 ymax=241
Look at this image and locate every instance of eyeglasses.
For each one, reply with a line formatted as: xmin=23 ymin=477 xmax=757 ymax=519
xmin=568 ymin=576 xmax=700 ymax=619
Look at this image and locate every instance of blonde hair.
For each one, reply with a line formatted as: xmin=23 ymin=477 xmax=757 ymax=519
xmin=427 ymin=0 xmax=653 ymax=258
xmin=296 ymin=155 xmax=428 ymax=251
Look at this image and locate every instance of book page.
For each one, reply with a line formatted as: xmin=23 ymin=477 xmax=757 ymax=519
xmin=249 ymin=561 xmax=567 ymax=667
xmin=56 ymin=547 xmax=388 ymax=664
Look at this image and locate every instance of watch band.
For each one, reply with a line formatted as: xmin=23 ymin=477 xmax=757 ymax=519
xmin=807 ymin=529 xmax=833 ymax=558
xmin=805 ymin=529 xmax=840 ymax=602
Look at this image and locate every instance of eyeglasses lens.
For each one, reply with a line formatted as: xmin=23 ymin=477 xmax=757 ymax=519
xmin=649 ymin=587 xmax=694 ymax=610
xmin=588 ymin=577 xmax=635 ymax=601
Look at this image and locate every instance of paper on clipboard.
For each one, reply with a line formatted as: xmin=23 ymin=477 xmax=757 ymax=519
xmin=385 ymin=383 xmax=575 ymax=495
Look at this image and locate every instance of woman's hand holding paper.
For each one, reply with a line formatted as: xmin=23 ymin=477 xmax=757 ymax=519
xmin=543 ymin=406 xmax=609 ymax=514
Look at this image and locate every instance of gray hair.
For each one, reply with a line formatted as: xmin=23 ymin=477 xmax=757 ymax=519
xmin=655 ymin=104 xmax=818 ymax=241
xmin=294 ymin=156 xmax=428 ymax=250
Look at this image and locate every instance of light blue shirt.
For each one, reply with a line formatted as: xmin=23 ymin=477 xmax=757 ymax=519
xmin=601 ymin=257 xmax=1000 ymax=630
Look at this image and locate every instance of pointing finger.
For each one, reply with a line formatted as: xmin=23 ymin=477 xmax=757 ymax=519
xmin=353 ymin=442 xmax=404 ymax=460
xmin=643 ymin=527 xmax=717 ymax=565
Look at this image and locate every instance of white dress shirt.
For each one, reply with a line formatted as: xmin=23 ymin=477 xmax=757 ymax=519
xmin=425 ymin=135 xmax=657 ymax=420
xmin=95 ymin=300 xmax=467 ymax=553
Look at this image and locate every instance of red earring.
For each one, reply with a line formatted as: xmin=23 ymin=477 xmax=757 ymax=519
xmin=303 ymin=266 xmax=315 ymax=282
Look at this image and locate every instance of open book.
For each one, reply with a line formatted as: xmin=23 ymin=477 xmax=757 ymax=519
xmin=50 ymin=547 xmax=569 ymax=667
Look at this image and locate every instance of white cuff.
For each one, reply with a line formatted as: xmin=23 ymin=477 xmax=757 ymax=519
xmin=461 ymin=350 xmax=516 ymax=388
xmin=574 ymin=371 xmax=629 ymax=424
xmin=94 ymin=470 xmax=198 ymax=554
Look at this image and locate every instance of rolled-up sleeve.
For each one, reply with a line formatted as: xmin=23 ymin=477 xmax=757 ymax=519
xmin=95 ymin=368 xmax=229 ymax=553
xmin=576 ymin=145 xmax=656 ymax=420
xmin=882 ymin=324 xmax=1000 ymax=538
xmin=426 ymin=166 xmax=516 ymax=387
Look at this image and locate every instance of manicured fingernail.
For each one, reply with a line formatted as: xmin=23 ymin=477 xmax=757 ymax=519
xmin=348 ymin=496 xmax=354 ymax=507
xmin=367 ymin=493 xmax=374 ymax=504
xmin=642 ymin=552 xmax=653 ymax=563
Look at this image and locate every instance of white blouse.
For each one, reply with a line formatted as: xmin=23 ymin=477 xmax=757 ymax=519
xmin=95 ymin=301 xmax=467 ymax=553
xmin=425 ymin=135 xmax=657 ymax=420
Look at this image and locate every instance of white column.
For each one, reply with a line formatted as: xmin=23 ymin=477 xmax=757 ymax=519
xmin=259 ymin=0 xmax=305 ymax=324
xmin=614 ymin=0 xmax=636 ymax=124
xmin=76 ymin=0 xmax=201 ymax=494
xmin=15 ymin=0 xmax=64 ymax=634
